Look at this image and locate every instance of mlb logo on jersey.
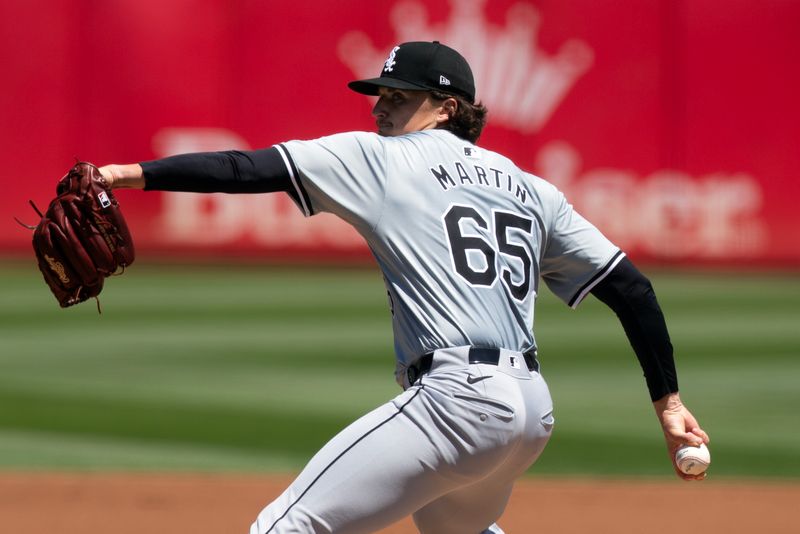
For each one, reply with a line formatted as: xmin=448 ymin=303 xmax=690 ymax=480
xmin=463 ymin=146 xmax=481 ymax=159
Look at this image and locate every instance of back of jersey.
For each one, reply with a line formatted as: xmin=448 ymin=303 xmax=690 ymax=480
xmin=281 ymin=129 xmax=620 ymax=366
xmin=368 ymin=129 xmax=548 ymax=363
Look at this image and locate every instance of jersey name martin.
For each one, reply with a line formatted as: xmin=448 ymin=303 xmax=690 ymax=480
xmin=429 ymin=161 xmax=530 ymax=205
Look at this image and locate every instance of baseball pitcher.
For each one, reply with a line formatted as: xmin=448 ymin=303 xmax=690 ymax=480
xmin=98 ymin=41 xmax=709 ymax=534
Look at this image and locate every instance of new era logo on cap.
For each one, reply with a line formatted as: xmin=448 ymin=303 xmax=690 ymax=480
xmin=439 ymin=75 xmax=451 ymax=86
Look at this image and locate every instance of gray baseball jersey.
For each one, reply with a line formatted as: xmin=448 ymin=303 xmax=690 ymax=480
xmin=252 ymin=129 xmax=622 ymax=534
xmin=277 ymin=129 xmax=622 ymax=369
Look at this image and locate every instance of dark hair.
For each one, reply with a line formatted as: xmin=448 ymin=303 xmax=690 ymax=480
xmin=430 ymin=90 xmax=488 ymax=143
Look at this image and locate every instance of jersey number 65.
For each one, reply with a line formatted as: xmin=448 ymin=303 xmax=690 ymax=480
xmin=443 ymin=204 xmax=538 ymax=301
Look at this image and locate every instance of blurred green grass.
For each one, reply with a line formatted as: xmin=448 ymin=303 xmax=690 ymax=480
xmin=1 ymin=259 xmax=798 ymax=479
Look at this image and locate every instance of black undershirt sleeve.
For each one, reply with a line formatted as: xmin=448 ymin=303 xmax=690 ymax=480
xmin=140 ymin=147 xmax=292 ymax=193
xmin=590 ymin=257 xmax=679 ymax=401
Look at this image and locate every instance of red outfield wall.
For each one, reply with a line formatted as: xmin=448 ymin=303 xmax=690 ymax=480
xmin=2 ymin=0 xmax=798 ymax=266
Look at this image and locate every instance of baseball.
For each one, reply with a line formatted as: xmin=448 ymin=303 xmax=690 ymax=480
xmin=675 ymin=443 xmax=711 ymax=475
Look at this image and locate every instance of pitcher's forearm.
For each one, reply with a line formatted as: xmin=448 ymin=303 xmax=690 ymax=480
xmin=99 ymin=164 xmax=145 ymax=189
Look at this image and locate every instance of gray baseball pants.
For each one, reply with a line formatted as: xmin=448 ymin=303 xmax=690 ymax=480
xmin=250 ymin=346 xmax=554 ymax=533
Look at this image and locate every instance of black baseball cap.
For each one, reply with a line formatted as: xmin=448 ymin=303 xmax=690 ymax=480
xmin=348 ymin=41 xmax=476 ymax=103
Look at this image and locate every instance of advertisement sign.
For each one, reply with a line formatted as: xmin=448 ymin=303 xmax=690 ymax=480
xmin=2 ymin=0 xmax=798 ymax=265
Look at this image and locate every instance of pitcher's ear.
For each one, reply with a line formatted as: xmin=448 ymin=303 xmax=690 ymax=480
xmin=438 ymin=97 xmax=458 ymax=124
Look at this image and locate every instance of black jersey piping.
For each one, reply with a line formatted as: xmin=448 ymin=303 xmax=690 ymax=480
xmin=568 ymin=250 xmax=626 ymax=309
xmin=264 ymin=386 xmax=424 ymax=533
xmin=276 ymin=143 xmax=315 ymax=216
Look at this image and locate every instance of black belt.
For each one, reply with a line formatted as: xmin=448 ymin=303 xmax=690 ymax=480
xmin=407 ymin=347 xmax=539 ymax=385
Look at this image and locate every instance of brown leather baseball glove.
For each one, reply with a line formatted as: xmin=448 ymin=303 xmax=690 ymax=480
xmin=18 ymin=162 xmax=135 ymax=309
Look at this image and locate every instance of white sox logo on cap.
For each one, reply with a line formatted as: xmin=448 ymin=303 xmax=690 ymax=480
xmin=383 ymin=46 xmax=400 ymax=73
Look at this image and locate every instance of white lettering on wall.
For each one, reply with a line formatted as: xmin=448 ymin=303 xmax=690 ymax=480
xmin=536 ymin=141 xmax=766 ymax=259
xmin=151 ymin=127 xmax=365 ymax=249
xmin=159 ymin=193 xmax=364 ymax=247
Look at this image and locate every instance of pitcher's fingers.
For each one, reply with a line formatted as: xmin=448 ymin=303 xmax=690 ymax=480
xmin=690 ymin=427 xmax=710 ymax=443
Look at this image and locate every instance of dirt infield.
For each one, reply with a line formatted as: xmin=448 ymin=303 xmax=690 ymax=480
xmin=1 ymin=473 xmax=797 ymax=533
